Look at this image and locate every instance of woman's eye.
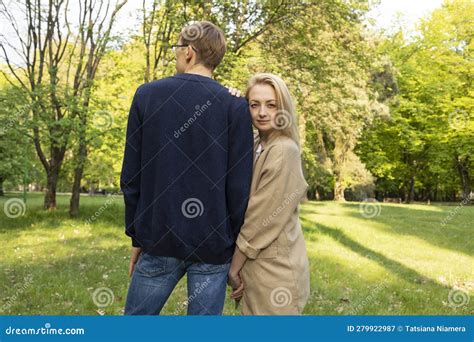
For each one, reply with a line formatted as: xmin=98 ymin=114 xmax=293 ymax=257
xmin=267 ymin=104 xmax=276 ymax=108
xmin=250 ymin=104 xmax=258 ymax=108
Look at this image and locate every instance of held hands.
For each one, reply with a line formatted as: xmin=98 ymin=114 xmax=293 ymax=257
xmin=228 ymin=270 xmax=245 ymax=301
xmin=129 ymin=247 xmax=142 ymax=277
xmin=228 ymin=246 xmax=248 ymax=306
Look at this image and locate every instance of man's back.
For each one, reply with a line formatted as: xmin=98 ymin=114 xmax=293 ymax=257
xmin=120 ymin=72 xmax=254 ymax=265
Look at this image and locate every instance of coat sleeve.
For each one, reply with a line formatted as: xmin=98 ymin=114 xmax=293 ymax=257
xmin=236 ymin=141 xmax=308 ymax=259
xmin=120 ymin=87 xmax=143 ymax=247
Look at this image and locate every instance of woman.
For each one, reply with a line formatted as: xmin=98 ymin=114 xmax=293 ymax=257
xmin=228 ymin=73 xmax=310 ymax=315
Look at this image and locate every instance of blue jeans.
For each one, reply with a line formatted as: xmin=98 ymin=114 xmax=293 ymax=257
xmin=124 ymin=252 xmax=230 ymax=315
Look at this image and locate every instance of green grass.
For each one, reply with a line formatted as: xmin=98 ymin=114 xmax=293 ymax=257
xmin=0 ymin=193 xmax=472 ymax=315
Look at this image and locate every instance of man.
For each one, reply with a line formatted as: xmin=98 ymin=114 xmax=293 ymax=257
xmin=120 ymin=21 xmax=253 ymax=315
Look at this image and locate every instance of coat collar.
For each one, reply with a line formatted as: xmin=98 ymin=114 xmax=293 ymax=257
xmin=254 ymin=132 xmax=283 ymax=151
xmin=253 ymin=132 xmax=284 ymax=165
xmin=172 ymin=72 xmax=218 ymax=84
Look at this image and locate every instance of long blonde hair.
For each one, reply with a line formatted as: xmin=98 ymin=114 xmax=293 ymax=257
xmin=245 ymin=73 xmax=300 ymax=148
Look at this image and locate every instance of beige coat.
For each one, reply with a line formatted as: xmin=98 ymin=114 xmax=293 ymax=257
xmin=236 ymin=133 xmax=310 ymax=315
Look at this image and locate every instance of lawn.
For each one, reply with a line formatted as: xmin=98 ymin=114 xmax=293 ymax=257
xmin=0 ymin=193 xmax=472 ymax=315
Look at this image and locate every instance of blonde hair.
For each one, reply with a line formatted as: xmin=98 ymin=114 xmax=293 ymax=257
xmin=245 ymin=73 xmax=300 ymax=148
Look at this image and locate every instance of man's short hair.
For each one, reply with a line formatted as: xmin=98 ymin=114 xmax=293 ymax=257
xmin=179 ymin=21 xmax=227 ymax=70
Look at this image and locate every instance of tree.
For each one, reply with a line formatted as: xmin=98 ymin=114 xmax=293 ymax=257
xmin=0 ymin=0 xmax=127 ymax=212
xmin=258 ymin=0 xmax=384 ymax=200
xmin=357 ymin=0 xmax=474 ymax=202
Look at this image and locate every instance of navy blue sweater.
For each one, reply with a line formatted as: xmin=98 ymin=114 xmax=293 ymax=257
xmin=120 ymin=73 xmax=254 ymax=265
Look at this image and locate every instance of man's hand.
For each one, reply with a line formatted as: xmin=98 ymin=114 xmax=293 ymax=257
xmin=129 ymin=247 xmax=142 ymax=277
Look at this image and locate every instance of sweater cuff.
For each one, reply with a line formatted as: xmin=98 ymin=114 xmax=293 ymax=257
xmin=236 ymin=235 xmax=259 ymax=259
xmin=131 ymin=236 xmax=141 ymax=247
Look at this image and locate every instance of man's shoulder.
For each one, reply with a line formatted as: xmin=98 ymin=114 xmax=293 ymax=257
xmin=227 ymin=94 xmax=248 ymax=112
xmin=134 ymin=76 xmax=175 ymax=96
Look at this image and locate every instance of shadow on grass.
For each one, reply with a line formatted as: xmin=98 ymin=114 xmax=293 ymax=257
xmin=302 ymin=201 xmax=474 ymax=257
xmin=301 ymin=217 xmax=452 ymax=292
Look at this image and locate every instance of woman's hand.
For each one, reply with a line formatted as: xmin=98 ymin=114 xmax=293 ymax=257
xmin=227 ymin=86 xmax=242 ymax=97
xmin=231 ymin=279 xmax=244 ymax=300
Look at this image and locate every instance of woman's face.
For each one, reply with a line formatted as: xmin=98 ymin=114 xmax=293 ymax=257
xmin=248 ymin=83 xmax=278 ymax=135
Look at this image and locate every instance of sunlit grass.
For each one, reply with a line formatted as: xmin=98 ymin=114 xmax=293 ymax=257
xmin=0 ymin=193 xmax=472 ymax=315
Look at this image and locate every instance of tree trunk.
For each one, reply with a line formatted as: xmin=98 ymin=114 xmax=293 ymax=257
xmin=456 ymin=156 xmax=471 ymax=201
xmin=404 ymin=176 xmax=415 ymax=204
xmin=44 ymin=169 xmax=59 ymax=210
xmin=0 ymin=176 xmax=4 ymax=196
xmin=334 ymin=177 xmax=346 ymax=201
xmin=69 ymin=139 xmax=87 ymax=217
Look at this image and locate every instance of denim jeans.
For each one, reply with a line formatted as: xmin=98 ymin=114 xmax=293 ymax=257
xmin=124 ymin=252 xmax=231 ymax=315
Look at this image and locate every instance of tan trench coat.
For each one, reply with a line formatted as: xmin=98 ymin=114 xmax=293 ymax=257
xmin=236 ymin=133 xmax=310 ymax=315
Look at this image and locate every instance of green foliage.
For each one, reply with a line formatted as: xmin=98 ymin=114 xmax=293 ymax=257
xmin=357 ymin=0 xmax=474 ymax=201
xmin=0 ymin=0 xmax=472 ymax=203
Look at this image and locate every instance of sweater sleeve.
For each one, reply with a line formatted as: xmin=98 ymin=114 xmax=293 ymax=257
xmin=120 ymin=88 xmax=143 ymax=248
xmin=226 ymin=98 xmax=254 ymax=239
xmin=236 ymin=142 xmax=307 ymax=259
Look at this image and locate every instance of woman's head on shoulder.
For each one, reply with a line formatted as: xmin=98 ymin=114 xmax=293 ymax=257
xmin=245 ymin=73 xmax=300 ymax=149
